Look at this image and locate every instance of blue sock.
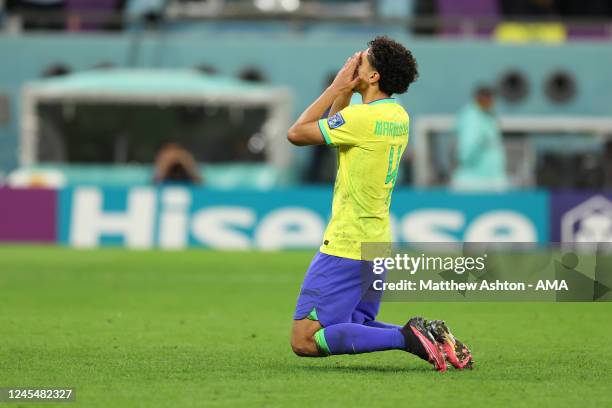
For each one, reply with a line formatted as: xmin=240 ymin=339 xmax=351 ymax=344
xmin=364 ymin=320 xmax=402 ymax=330
xmin=315 ymin=323 xmax=405 ymax=355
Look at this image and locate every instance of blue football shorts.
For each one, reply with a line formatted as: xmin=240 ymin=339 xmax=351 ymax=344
xmin=293 ymin=251 xmax=384 ymax=327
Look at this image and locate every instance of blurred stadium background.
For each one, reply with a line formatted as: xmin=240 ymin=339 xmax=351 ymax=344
xmin=1 ymin=0 xmax=611 ymax=247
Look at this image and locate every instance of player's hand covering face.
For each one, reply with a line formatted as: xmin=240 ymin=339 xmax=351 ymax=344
xmin=330 ymin=52 xmax=362 ymax=94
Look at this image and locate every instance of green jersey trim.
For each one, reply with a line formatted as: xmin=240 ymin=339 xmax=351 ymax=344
xmin=368 ymin=98 xmax=397 ymax=105
xmin=318 ymin=119 xmax=333 ymax=145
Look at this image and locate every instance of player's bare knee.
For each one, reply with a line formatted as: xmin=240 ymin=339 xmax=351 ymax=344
xmin=291 ymin=319 xmax=322 ymax=356
xmin=289 ymin=336 xmax=306 ymax=356
xmin=290 ymin=334 xmax=318 ymax=357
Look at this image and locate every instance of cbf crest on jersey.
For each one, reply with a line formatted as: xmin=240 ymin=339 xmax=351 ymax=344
xmin=327 ymin=112 xmax=346 ymax=129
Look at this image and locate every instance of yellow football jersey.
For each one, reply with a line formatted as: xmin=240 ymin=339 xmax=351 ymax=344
xmin=317 ymin=98 xmax=409 ymax=260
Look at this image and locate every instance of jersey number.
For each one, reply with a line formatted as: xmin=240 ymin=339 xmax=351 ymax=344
xmin=385 ymin=145 xmax=402 ymax=203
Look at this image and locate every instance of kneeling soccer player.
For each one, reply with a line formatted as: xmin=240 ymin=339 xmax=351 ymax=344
xmin=287 ymin=36 xmax=472 ymax=371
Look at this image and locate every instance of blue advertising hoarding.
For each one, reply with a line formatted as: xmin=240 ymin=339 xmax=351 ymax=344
xmin=58 ymin=187 xmax=550 ymax=249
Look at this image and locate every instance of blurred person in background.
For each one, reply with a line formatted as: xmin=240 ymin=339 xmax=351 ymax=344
xmin=452 ymin=85 xmax=508 ymax=191
xmin=153 ymin=142 xmax=202 ymax=185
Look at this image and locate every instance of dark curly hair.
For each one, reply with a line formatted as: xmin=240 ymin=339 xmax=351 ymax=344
xmin=367 ymin=36 xmax=419 ymax=96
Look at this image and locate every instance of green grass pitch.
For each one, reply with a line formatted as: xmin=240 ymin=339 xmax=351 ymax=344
xmin=1 ymin=246 xmax=611 ymax=407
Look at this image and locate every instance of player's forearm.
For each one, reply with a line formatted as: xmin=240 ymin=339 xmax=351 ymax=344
xmin=287 ymin=87 xmax=340 ymax=146
xmin=293 ymin=87 xmax=341 ymax=126
xmin=288 ymin=53 xmax=359 ymax=146
xmin=329 ymin=92 xmax=352 ymax=116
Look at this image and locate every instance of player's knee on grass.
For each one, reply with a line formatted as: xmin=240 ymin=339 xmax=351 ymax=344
xmin=291 ymin=319 xmax=322 ymax=357
xmin=290 ymin=335 xmax=318 ymax=357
